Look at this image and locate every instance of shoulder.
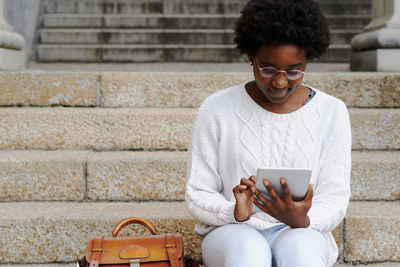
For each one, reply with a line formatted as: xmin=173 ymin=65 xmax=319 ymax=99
xmin=306 ymin=86 xmax=351 ymax=136
xmin=308 ymin=86 xmax=349 ymax=118
xmin=198 ymin=83 xmax=245 ymax=115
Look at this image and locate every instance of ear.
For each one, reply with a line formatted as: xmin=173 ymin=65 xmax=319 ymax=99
xmin=247 ymin=54 xmax=253 ymax=66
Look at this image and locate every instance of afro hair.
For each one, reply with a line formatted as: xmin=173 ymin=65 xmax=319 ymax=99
xmin=234 ymin=0 xmax=330 ymax=59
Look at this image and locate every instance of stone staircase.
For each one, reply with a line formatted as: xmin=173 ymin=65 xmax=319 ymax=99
xmin=36 ymin=0 xmax=371 ymax=63
xmin=0 ymin=71 xmax=399 ymax=266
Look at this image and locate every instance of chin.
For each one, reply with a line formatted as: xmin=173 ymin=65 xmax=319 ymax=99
xmin=267 ymin=95 xmax=290 ymax=104
xmin=263 ymin=89 xmax=292 ymax=104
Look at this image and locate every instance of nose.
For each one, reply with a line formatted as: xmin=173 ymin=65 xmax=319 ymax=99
xmin=271 ymin=71 xmax=288 ymax=89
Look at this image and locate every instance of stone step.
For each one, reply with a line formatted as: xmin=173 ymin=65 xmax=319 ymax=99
xmin=43 ymin=0 xmax=371 ymax=15
xmin=1 ymin=72 xmax=399 ymax=108
xmin=42 ymin=14 xmax=370 ymax=30
xmin=40 ymin=29 xmax=236 ymax=45
xmin=335 ymin=264 xmax=400 ymax=267
xmin=36 ymin=44 xmax=244 ymax=62
xmin=0 ymin=151 xmax=398 ymax=201
xmin=319 ymin=2 xmax=371 ymax=16
xmin=0 ymin=201 xmax=398 ymax=264
xmin=0 ymin=108 xmax=398 ymax=150
xmin=344 ymin=202 xmax=400 ymax=263
xmin=39 ymin=29 xmax=360 ymax=46
xmin=3 ymin=264 xmax=400 ymax=267
xmin=43 ymin=0 xmax=247 ymax=14
xmin=36 ymin=44 xmax=349 ymax=62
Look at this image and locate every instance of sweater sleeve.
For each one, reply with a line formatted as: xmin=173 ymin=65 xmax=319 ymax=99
xmin=308 ymin=101 xmax=352 ymax=232
xmin=185 ymin=101 xmax=237 ymax=227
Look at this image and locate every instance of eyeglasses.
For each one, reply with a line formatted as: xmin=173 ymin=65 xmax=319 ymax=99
xmin=254 ymin=57 xmax=305 ymax=80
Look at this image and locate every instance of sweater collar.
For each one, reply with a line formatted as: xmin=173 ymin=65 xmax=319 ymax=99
xmin=238 ymin=82 xmax=321 ymax=121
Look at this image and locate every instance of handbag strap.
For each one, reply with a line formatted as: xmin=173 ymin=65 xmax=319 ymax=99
xmin=165 ymin=234 xmax=181 ymax=267
xmin=89 ymin=237 xmax=103 ymax=267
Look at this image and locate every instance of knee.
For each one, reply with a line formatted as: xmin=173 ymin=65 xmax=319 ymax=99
xmin=202 ymin=224 xmax=272 ymax=267
xmin=226 ymin=234 xmax=272 ymax=266
xmin=273 ymin=228 xmax=329 ymax=267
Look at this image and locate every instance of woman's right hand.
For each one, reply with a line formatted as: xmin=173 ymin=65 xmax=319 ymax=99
xmin=233 ymin=176 xmax=256 ymax=222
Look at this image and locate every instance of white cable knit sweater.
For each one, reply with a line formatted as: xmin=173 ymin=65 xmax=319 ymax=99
xmin=185 ymin=83 xmax=352 ymax=266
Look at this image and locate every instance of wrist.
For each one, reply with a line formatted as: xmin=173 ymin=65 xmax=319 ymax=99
xmin=234 ymin=206 xmax=250 ymax=222
xmin=299 ymin=216 xmax=310 ymax=228
xmin=291 ymin=215 xmax=310 ymax=228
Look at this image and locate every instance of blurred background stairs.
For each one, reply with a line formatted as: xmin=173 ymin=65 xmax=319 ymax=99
xmin=0 ymin=71 xmax=399 ymax=266
xmin=35 ymin=0 xmax=371 ymax=62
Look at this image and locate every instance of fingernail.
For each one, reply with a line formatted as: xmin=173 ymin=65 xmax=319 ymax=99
xmin=280 ymin=178 xmax=285 ymax=184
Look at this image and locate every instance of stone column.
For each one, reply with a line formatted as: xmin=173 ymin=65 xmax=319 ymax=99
xmin=351 ymin=0 xmax=400 ymax=71
xmin=0 ymin=0 xmax=24 ymax=70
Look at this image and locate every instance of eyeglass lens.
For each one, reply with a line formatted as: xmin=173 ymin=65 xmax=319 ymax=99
xmin=260 ymin=68 xmax=303 ymax=80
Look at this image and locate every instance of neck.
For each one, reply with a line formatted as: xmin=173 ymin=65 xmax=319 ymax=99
xmin=245 ymin=81 xmax=310 ymax=114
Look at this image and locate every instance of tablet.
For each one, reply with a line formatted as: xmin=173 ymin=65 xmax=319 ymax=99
xmin=253 ymin=168 xmax=312 ymax=212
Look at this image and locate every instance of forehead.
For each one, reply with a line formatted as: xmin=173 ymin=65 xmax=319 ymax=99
xmin=256 ymin=44 xmax=306 ymax=66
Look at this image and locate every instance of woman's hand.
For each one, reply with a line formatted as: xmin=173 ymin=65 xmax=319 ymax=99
xmin=253 ymin=178 xmax=313 ymax=228
xmin=233 ymin=176 xmax=256 ymax=222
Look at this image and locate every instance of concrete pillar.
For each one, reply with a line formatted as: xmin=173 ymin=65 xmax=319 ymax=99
xmin=351 ymin=0 xmax=400 ymax=71
xmin=0 ymin=0 xmax=24 ymax=70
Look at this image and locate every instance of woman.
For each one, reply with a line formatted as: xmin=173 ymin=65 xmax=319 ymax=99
xmin=185 ymin=0 xmax=351 ymax=266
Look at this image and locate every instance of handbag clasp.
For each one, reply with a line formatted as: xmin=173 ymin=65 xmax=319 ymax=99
xmin=130 ymin=259 xmax=140 ymax=267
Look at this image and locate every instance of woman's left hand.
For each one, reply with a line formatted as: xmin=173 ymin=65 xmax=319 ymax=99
xmin=253 ymin=178 xmax=313 ymax=228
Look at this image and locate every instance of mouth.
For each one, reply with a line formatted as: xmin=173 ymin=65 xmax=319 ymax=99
xmin=269 ymin=87 xmax=289 ymax=97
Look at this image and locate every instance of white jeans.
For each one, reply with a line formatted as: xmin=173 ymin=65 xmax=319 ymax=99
xmin=202 ymin=224 xmax=329 ymax=267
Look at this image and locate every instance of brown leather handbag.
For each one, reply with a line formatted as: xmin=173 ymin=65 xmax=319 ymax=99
xmin=80 ymin=217 xmax=197 ymax=267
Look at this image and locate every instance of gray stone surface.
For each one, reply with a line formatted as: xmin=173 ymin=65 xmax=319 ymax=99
xmin=3 ymin=72 xmax=400 ymax=108
xmin=87 ymin=151 xmax=187 ymax=201
xmin=101 ymin=72 xmax=400 ymax=108
xmin=344 ymin=201 xmax=400 ymax=262
xmin=40 ymin=29 xmax=236 ymax=45
xmin=40 ymin=29 xmax=356 ymax=46
xmin=43 ymin=14 xmax=103 ymax=28
xmin=0 ymin=201 xmax=201 ymax=263
xmin=0 ymin=108 xmax=196 ymax=150
xmin=37 ymin=44 xmax=102 ymax=62
xmin=0 ymin=151 xmax=87 ymax=201
xmin=26 ymin=62 xmax=351 ymax=72
xmin=351 ymin=49 xmax=400 ymax=72
xmin=42 ymin=14 xmax=370 ymax=30
xmin=36 ymin=44 xmax=350 ymax=62
xmin=0 ymin=201 xmax=396 ymax=264
xmin=4 ymin=264 xmax=400 ymax=267
xmin=0 ymin=72 xmax=98 ymax=106
xmin=350 ymin=0 xmax=400 ymax=71
xmin=0 ymin=108 xmax=398 ymax=150
xmin=0 ymin=151 xmax=397 ymax=201
xmin=0 ymin=47 xmax=24 ymax=70
xmin=100 ymin=72 xmax=252 ymax=107
xmin=38 ymin=0 xmax=369 ymax=63
xmin=334 ymin=264 xmax=400 ymax=267
xmin=351 ymin=151 xmax=400 ymax=200
xmin=351 ymin=29 xmax=400 ymax=51
xmin=350 ymin=108 xmax=400 ymax=150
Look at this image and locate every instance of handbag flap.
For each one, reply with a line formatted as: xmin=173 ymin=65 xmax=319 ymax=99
xmin=86 ymin=235 xmax=179 ymax=264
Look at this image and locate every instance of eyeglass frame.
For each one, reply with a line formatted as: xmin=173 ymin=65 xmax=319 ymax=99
xmin=254 ymin=56 xmax=305 ymax=81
